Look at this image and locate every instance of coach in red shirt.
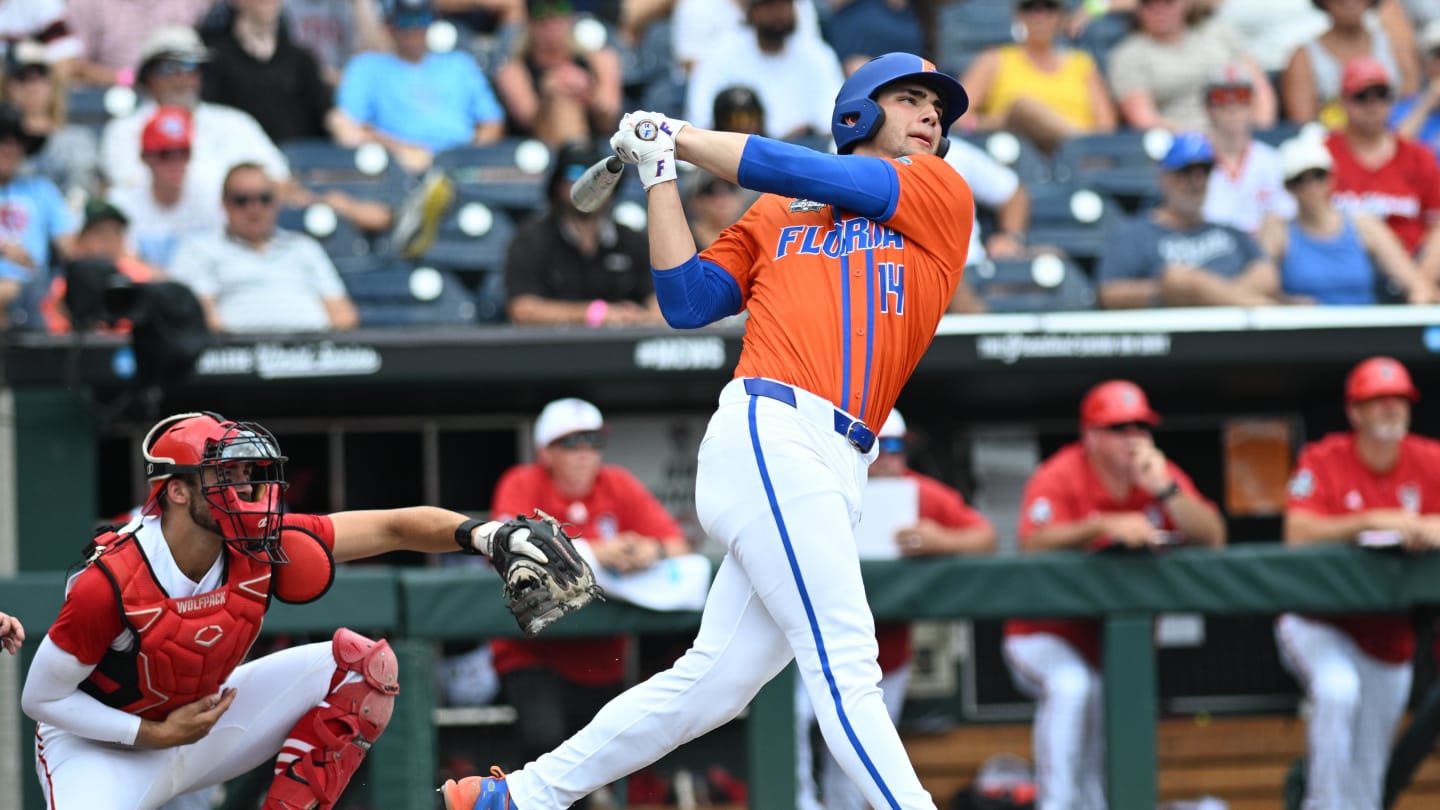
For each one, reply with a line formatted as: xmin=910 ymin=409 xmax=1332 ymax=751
xmin=489 ymin=397 xmax=687 ymax=779
xmin=1327 ymin=56 xmax=1440 ymax=282
xmin=1004 ymin=380 xmax=1226 ymax=810
xmin=1279 ymin=356 xmax=1440 ymax=810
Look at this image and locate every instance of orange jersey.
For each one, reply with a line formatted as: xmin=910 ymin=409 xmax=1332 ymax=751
xmin=702 ymin=153 xmax=973 ymax=426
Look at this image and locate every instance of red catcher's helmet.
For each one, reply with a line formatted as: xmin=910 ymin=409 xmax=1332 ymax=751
xmin=143 ymin=411 xmax=289 ymax=562
xmin=1081 ymin=380 xmax=1161 ymax=429
xmin=1346 ymin=356 xmax=1420 ymax=404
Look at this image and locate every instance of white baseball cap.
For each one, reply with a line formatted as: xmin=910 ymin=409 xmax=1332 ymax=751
xmin=534 ymin=398 xmax=604 ymax=448
xmin=1279 ymin=135 xmax=1333 ymax=183
xmin=878 ymin=408 xmax=907 ymax=439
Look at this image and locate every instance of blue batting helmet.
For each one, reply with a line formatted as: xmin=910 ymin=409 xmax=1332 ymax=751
xmin=831 ymin=53 xmax=968 ymax=156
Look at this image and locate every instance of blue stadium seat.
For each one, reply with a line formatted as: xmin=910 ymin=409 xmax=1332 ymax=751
xmin=936 ymin=0 xmax=1015 ymax=78
xmin=969 ymin=255 xmax=1096 ymax=313
xmin=282 ymin=141 xmax=414 ymax=207
xmin=957 ymin=131 xmax=1052 ymax=185
xmin=1054 ymin=131 xmax=1165 ymax=210
xmin=432 ymin=138 xmax=550 ymax=215
xmin=1025 ymin=184 xmax=1115 ymax=267
xmin=67 ymin=86 xmax=116 ymax=133
xmin=277 ymin=205 xmax=374 ymax=260
xmin=416 ymin=192 xmax=518 ymax=274
xmin=342 ymin=261 xmax=477 ymax=326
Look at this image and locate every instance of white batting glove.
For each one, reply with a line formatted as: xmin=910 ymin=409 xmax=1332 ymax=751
xmin=619 ymin=110 xmax=689 ymax=139
xmin=611 ymin=119 xmax=678 ymax=189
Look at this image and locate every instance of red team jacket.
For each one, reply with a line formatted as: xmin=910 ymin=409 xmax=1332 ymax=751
xmin=1328 ymin=131 xmax=1440 ymax=255
xmin=875 ymin=471 xmax=991 ymax=673
xmin=489 ymin=463 xmax=683 ymax=686
xmin=49 ymin=514 xmax=336 ymax=720
xmin=1004 ymin=442 xmax=1209 ymax=665
xmin=1287 ymin=432 xmax=1440 ymax=664
xmin=703 ymin=153 xmax=972 ymax=425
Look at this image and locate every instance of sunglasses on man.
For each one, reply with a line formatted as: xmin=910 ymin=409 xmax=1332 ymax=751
xmin=1348 ymin=86 xmax=1393 ymax=105
xmin=1285 ymin=168 xmax=1330 ymax=188
xmin=1206 ymin=86 xmax=1252 ymax=107
xmin=1016 ymin=0 xmax=1062 ymax=11
xmin=1098 ymin=421 xmax=1153 ymax=434
xmin=225 ymin=191 xmax=275 ymax=208
xmin=550 ymin=430 xmax=606 ymax=450
xmin=877 ymin=437 xmax=906 ymax=455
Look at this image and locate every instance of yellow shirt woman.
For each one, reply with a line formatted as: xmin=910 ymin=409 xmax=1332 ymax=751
xmin=980 ymin=45 xmax=1101 ymax=131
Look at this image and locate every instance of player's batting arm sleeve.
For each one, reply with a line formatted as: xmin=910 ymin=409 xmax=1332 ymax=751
xmin=651 ymin=256 xmax=743 ymax=328
xmin=737 ymin=137 xmax=899 ymax=220
xmin=21 ymin=636 xmax=144 ymax=745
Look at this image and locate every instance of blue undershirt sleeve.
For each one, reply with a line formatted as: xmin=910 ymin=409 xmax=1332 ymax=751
xmin=651 ymin=255 xmax=744 ymax=329
xmin=736 ymin=137 xmax=900 ymax=221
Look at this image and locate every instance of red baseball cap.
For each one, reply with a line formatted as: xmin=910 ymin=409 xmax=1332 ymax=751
xmin=141 ymin=106 xmax=192 ymax=154
xmin=1341 ymin=56 xmax=1392 ymax=97
xmin=1345 ymin=356 xmax=1419 ymax=404
xmin=1081 ymin=380 xmax=1161 ymax=429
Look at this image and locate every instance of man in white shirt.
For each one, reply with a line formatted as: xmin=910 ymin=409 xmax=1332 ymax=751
xmin=168 ymin=163 xmax=358 ymax=333
xmin=1201 ymin=64 xmax=1295 ymax=235
xmin=683 ymin=0 xmax=844 ymax=139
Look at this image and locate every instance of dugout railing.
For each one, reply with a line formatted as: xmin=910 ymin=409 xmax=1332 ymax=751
xmin=4 ymin=544 xmax=1440 ymax=809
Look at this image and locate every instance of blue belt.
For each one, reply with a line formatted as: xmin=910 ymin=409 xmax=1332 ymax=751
xmin=742 ymin=378 xmax=876 ymax=454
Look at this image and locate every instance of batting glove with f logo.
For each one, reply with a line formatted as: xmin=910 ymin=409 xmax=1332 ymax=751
xmin=611 ymin=111 xmax=687 ymax=190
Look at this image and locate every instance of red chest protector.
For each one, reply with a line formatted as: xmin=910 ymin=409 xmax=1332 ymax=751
xmin=79 ymin=533 xmax=273 ymax=720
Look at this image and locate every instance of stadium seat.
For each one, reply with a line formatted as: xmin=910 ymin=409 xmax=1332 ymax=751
xmin=282 ymin=141 xmax=414 ymax=207
xmin=957 ymin=131 xmax=1052 ymax=185
xmin=936 ymin=0 xmax=1016 ymax=78
xmin=1054 ymin=131 xmax=1167 ymax=210
xmin=277 ymin=205 xmax=374 ymax=260
xmin=67 ymin=85 xmax=119 ymax=133
xmin=969 ymin=254 xmax=1096 ymax=313
xmin=432 ymin=138 xmax=551 ymax=216
xmin=341 ymin=261 xmax=477 ymax=327
xmin=416 ymin=191 xmax=518 ymax=275
xmin=1024 ymin=184 xmax=1115 ymax=268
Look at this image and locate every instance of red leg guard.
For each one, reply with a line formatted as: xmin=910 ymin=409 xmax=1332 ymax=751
xmin=263 ymin=629 xmax=401 ymax=810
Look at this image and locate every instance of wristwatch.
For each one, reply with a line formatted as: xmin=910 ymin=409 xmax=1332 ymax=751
xmin=1154 ymin=481 xmax=1181 ymax=501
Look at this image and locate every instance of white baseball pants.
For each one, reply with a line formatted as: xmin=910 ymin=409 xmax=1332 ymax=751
xmin=1004 ymin=632 xmax=1106 ymax=810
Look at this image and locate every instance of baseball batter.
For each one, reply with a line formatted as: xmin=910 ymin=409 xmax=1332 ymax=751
xmin=1279 ymin=356 xmax=1440 ymax=810
xmin=20 ymin=411 xmax=567 ymax=810
xmin=1004 ymin=381 xmax=1226 ymax=810
xmin=440 ymin=52 xmax=975 ymax=810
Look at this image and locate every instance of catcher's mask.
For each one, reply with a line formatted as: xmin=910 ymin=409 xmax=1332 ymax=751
xmin=143 ymin=411 xmax=289 ymax=563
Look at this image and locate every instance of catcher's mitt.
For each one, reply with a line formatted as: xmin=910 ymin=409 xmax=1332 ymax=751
xmin=490 ymin=510 xmax=605 ymax=636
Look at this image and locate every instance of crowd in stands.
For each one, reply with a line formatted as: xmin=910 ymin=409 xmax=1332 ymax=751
xmin=0 ymin=0 xmax=1437 ymax=333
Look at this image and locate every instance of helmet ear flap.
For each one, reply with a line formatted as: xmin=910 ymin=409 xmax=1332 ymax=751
xmin=936 ymin=135 xmax=950 ymax=159
xmin=834 ymin=97 xmax=885 ymax=154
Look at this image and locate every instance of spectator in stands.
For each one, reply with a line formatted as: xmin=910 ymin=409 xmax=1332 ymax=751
xmin=505 ymin=140 xmax=662 ymax=325
xmin=795 ymin=408 xmax=995 ymax=810
xmin=39 ymin=199 xmax=163 ymax=334
xmin=0 ymin=0 xmax=83 ymax=70
xmin=1108 ymin=0 xmax=1274 ymax=132
xmin=199 ymin=0 xmax=338 ymax=144
xmin=1327 ymin=56 xmax=1440 ymax=280
xmin=0 ymin=103 xmax=77 ymax=331
xmin=1201 ymin=63 xmax=1294 ymax=234
xmin=685 ymin=171 xmax=747 ymax=249
xmin=1214 ymin=0 xmax=1329 ymax=74
xmin=819 ymin=0 xmax=924 ymax=76
xmin=488 ymin=397 xmax=688 ymax=783
xmin=67 ymin=0 xmax=212 ymax=86
xmin=1392 ymin=19 xmax=1440 ymax=158
xmin=946 ymin=136 xmax=1032 ymax=264
xmin=1261 ymin=134 xmax=1439 ymax=304
xmin=100 ymin=26 xmax=290 ymax=196
xmin=2 ymin=40 xmax=100 ymax=202
xmin=1006 ymin=379 xmax=1226 ymax=810
xmin=711 ymin=84 xmax=765 ymax=136
xmin=107 ymin=106 xmax=223 ymax=269
xmin=333 ymin=0 xmax=506 ymax=173
xmin=282 ymin=0 xmax=392 ymax=85
xmin=684 ymin=0 xmax=844 ymax=139
xmin=1282 ymin=0 xmax=1419 ymax=128
xmin=167 ymin=162 xmax=359 ymax=332
xmin=492 ymin=0 xmax=623 ymax=146
xmin=671 ymin=0 xmax=824 ymax=74
xmin=1279 ymin=355 xmax=1440 ymax=810
xmin=1098 ymin=132 xmax=1285 ymax=308
xmin=961 ymin=0 xmax=1118 ymax=154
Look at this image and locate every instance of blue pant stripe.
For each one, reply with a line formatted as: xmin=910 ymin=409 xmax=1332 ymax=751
xmin=745 ymin=396 xmax=901 ymax=810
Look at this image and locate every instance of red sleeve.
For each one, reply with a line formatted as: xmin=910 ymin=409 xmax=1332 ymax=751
xmin=491 ymin=464 xmax=544 ymax=521
xmin=47 ymin=567 xmax=123 ymax=665
xmin=282 ymin=512 xmax=335 ymax=551
xmin=916 ymin=475 xmax=990 ymax=530
xmin=1018 ymin=458 xmax=1080 ymax=539
xmin=1415 ymin=144 xmax=1440 ymax=221
xmin=700 ymin=196 xmax=773 ymax=301
xmin=884 ymin=154 xmax=973 ymax=274
xmin=606 ymin=467 xmax=684 ymax=540
xmin=1287 ymin=443 xmax=1340 ymax=515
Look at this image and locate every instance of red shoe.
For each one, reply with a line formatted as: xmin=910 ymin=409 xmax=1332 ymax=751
xmin=438 ymin=765 xmax=515 ymax=809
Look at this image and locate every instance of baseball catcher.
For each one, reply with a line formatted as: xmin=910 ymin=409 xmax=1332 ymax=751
xmin=458 ymin=510 xmax=605 ymax=635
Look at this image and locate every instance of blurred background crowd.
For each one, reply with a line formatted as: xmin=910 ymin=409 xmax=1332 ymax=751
xmin=4 ymin=0 xmax=1440 ymax=335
